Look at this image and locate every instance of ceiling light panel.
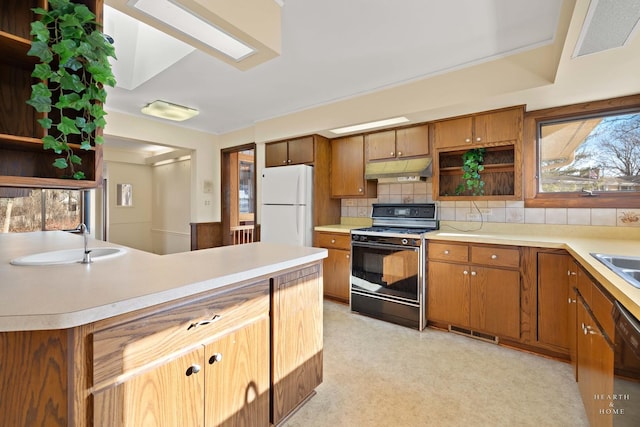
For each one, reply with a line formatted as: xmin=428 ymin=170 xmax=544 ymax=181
xmin=574 ymin=0 xmax=640 ymax=57
xmin=329 ymin=117 xmax=410 ymax=135
xmin=129 ymin=0 xmax=254 ymax=60
xmin=141 ymin=100 xmax=199 ymax=121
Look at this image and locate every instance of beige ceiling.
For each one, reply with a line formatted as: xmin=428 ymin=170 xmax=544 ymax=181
xmin=102 ymin=0 xmax=640 ymax=149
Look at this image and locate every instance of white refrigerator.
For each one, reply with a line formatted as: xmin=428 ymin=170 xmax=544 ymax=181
xmin=261 ymin=164 xmax=313 ymax=246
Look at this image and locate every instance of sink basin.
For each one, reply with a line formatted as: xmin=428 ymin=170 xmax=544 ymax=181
xmin=591 ymin=253 xmax=640 ymax=289
xmin=11 ymin=247 xmax=126 ymax=266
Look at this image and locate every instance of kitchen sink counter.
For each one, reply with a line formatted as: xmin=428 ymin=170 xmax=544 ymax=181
xmin=0 ymin=231 xmax=327 ymax=332
xmin=426 ymin=221 xmax=640 ymax=320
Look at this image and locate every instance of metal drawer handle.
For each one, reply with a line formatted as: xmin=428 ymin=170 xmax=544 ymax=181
xmin=331 ymin=239 xmax=336 ymax=243
xmin=491 ymin=254 xmax=497 ymax=260
xmin=568 ymin=298 xmax=576 ymax=304
xmin=463 ymin=270 xmax=469 ymax=275
xmin=346 ymin=254 xmax=350 ymax=259
xmin=185 ymin=364 xmax=201 ymax=376
xmin=444 ymin=250 xmax=450 ymax=255
xmin=471 ymin=271 xmax=477 ymax=276
xmin=187 ymin=314 xmax=221 ymax=331
xmin=209 ymin=353 xmax=223 ymax=365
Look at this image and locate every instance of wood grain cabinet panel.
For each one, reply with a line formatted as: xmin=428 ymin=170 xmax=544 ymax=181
xmin=433 ymin=116 xmax=473 ymax=149
xmin=537 ymin=252 xmax=572 ymax=352
xmin=365 ymin=125 xmax=429 ymax=161
xmin=265 ymin=137 xmax=314 ymax=167
xmin=427 ymin=241 xmax=521 ymax=340
xmin=331 ymin=135 xmax=377 ymax=198
xmin=315 ymin=231 xmax=351 ymax=303
xmin=396 ymin=124 xmax=429 ymax=158
xmin=265 ymin=141 xmax=289 ymax=167
xmin=271 ymin=263 xmax=323 ymax=425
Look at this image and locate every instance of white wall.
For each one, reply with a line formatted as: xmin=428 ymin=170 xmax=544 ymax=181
xmin=106 ymin=161 xmax=154 ymax=252
xmin=152 ymin=159 xmax=191 ymax=254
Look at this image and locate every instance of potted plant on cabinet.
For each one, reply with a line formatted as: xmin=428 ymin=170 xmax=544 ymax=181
xmin=27 ymin=0 xmax=116 ymax=180
xmin=455 ymin=147 xmax=486 ymax=196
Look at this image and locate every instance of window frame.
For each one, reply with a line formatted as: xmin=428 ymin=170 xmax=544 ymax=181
xmin=524 ymin=94 xmax=640 ymax=208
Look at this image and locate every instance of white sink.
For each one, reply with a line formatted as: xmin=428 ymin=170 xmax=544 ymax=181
xmin=10 ymin=247 xmax=126 ymax=266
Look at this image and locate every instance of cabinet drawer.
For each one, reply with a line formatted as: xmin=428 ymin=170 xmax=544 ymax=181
xmin=92 ymin=280 xmax=270 ymax=388
xmin=316 ymin=232 xmax=351 ymax=250
xmin=428 ymin=242 xmax=468 ymax=262
xmin=471 ymin=245 xmax=519 ymax=268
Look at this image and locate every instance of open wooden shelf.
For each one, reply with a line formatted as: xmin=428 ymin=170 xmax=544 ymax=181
xmin=435 ymin=144 xmax=520 ymax=199
xmin=0 ymin=0 xmax=103 ymax=191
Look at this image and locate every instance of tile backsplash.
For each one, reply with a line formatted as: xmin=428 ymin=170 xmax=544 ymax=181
xmin=341 ymin=181 xmax=640 ymax=227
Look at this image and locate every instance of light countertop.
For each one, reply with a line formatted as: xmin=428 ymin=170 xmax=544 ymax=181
xmin=0 ymin=231 xmax=327 ymax=332
xmin=427 ymin=222 xmax=640 ymax=320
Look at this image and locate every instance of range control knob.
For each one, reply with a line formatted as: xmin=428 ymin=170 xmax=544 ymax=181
xmin=401 ymin=238 xmax=408 ymax=245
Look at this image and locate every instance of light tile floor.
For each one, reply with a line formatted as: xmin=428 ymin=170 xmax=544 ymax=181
xmin=283 ymin=301 xmax=589 ymax=427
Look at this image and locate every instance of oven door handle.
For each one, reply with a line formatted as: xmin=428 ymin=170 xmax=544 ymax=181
xmin=351 ymin=241 xmax=419 ymax=251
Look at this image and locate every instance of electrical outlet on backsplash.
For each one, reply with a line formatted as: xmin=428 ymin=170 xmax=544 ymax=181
xmin=340 ymin=182 xmax=640 ymax=227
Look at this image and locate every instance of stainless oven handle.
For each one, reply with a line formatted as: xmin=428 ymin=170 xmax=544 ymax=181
xmin=351 ymin=241 xmax=419 ymax=251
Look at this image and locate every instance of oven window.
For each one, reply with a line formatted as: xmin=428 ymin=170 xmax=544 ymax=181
xmin=351 ymin=244 xmax=419 ymax=302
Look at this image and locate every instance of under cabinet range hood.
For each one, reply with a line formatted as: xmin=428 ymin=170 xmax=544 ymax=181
xmin=364 ymin=157 xmax=432 ymax=180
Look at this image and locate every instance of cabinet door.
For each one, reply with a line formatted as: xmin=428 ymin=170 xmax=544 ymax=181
xmin=473 ymin=108 xmax=522 ymax=145
xmin=288 ymin=136 xmax=315 ymax=165
xmin=470 ymin=267 xmax=520 ymax=340
xmin=331 ymin=135 xmax=368 ymax=197
xmin=396 ymin=124 xmax=429 ymax=158
xmin=433 ymin=116 xmax=473 ymax=149
xmin=265 ymin=141 xmax=289 ymax=167
xmin=365 ymin=130 xmax=396 ymax=161
xmin=537 ymin=252 xmax=571 ymax=350
xmin=205 ymin=318 xmax=270 ymax=427
xmin=94 ymin=347 xmax=205 ymax=427
xmin=427 ymin=261 xmax=469 ymax=326
xmin=271 ymin=264 xmax=323 ymax=425
xmin=323 ymin=248 xmax=351 ymax=302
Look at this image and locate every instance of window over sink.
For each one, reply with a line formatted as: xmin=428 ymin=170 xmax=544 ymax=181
xmin=524 ymin=94 xmax=640 ymax=208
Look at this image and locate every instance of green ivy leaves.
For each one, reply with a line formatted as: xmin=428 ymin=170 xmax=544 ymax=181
xmin=26 ymin=0 xmax=116 ymax=179
xmin=455 ymin=148 xmax=486 ymax=196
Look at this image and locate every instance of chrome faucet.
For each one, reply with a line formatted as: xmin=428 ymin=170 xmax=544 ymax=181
xmin=77 ymin=223 xmax=92 ymax=264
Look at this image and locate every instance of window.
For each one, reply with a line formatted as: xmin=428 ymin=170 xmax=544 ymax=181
xmin=0 ymin=189 xmax=83 ymax=233
xmin=524 ymin=95 xmax=640 ymax=208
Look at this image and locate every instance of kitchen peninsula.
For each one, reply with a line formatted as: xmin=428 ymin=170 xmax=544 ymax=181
xmin=0 ymin=231 xmax=326 ymax=426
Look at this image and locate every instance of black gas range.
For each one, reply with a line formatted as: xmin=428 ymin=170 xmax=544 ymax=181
xmin=350 ymin=203 xmax=438 ymax=330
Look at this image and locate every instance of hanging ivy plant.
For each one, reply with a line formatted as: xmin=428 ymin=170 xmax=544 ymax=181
xmin=455 ymin=147 xmax=486 ymax=196
xmin=26 ymin=0 xmax=116 ymax=180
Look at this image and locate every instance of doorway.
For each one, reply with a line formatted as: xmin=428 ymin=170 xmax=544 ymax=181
xmin=221 ymin=143 xmax=257 ymax=246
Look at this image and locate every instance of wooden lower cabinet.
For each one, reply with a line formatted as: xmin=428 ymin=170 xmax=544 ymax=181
xmin=427 ymin=242 xmax=520 ymax=340
xmin=271 ymin=263 xmax=323 ymax=425
xmin=0 ymin=262 xmax=325 ymax=427
xmin=575 ymin=268 xmax=614 ymax=427
xmin=315 ymin=231 xmax=351 ymax=302
xmin=536 ymin=251 xmax=573 ymax=352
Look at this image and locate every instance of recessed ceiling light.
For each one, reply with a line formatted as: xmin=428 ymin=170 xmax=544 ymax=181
xmin=329 ymin=117 xmax=410 ymax=135
xmin=128 ymin=0 xmax=255 ymax=61
xmin=141 ymin=100 xmax=199 ymax=121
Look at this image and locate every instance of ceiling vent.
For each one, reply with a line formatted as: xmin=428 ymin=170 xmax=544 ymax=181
xmin=573 ymin=0 xmax=640 ymax=57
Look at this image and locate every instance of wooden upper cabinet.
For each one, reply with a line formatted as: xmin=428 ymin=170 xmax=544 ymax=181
xmin=396 ymin=124 xmax=429 ymax=158
xmin=433 ymin=116 xmax=473 ymax=149
xmin=433 ymin=107 xmax=523 ymax=149
xmin=287 ymin=136 xmax=314 ymax=164
xmin=474 ymin=108 xmax=523 ymax=146
xmin=365 ymin=130 xmax=396 ymax=161
xmin=265 ymin=141 xmax=289 ymax=167
xmin=331 ymin=135 xmax=376 ymax=198
xmin=365 ymin=125 xmax=429 ymax=161
xmin=264 ymin=136 xmax=314 ymax=167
